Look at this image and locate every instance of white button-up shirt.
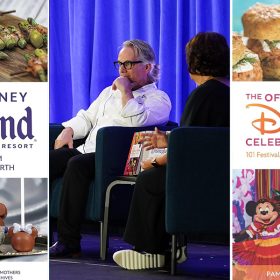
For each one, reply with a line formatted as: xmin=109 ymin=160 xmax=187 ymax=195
xmin=62 ymin=83 xmax=171 ymax=153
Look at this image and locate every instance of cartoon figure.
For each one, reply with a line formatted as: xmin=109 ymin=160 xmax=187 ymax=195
xmin=232 ymin=169 xmax=255 ymax=233
xmin=233 ymin=198 xmax=280 ymax=265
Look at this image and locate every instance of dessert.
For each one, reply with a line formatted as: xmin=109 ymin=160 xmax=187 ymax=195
xmin=8 ymin=223 xmax=38 ymax=252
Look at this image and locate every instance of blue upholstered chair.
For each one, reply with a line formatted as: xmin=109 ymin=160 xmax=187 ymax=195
xmin=49 ymin=123 xmax=177 ymax=259
xmin=165 ymin=127 xmax=229 ymax=275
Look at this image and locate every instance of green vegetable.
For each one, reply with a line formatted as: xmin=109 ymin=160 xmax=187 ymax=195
xmin=5 ymin=38 xmax=16 ymax=49
xmin=265 ymin=40 xmax=280 ymax=49
xmin=37 ymin=69 xmax=47 ymax=82
xmin=18 ymin=38 xmax=27 ymax=49
xmin=0 ymin=39 xmax=5 ymax=50
xmin=0 ymin=51 xmax=9 ymax=60
xmin=24 ymin=54 xmax=33 ymax=62
xmin=29 ymin=30 xmax=43 ymax=48
xmin=34 ymin=48 xmax=46 ymax=57
xmin=7 ymin=25 xmax=27 ymax=49
xmin=233 ymin=56 xmax=257 ymax=70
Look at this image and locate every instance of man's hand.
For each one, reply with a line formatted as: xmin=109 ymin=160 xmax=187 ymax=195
xmin=141 ymin=128 xmax=168 ymax=150
xmin=112 ymin=76 xmax=136 ymax=106
xmin=54 ymin=127 xmax=74 ymax=149
xmin=112 ymin=76 xmax=135 ymax=92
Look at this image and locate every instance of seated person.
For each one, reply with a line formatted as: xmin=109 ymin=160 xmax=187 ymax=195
xmin=113 ymin=32 xmax=230 ymax=269
xmin=50 ymin=39 xmax=171 ymax=257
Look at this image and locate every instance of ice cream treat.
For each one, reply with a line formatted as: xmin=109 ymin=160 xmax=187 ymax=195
xmin=8 ymin=223 xmax=38 ymax=252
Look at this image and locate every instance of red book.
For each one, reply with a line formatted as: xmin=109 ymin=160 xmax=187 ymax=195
xmin=123 ymin=132 xmax=144 ymax=176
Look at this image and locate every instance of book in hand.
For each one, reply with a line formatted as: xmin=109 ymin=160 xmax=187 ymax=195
xmin=140 ymin=146 xmax=167 ymax=172
xmin=123 ymin=131 xmax=168 ymax=176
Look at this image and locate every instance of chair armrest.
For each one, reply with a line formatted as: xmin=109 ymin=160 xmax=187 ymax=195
xmin=49 ymin=123 xmax=87 ymax=150
xmin=49 ymin=124 xmax=64 ymax=150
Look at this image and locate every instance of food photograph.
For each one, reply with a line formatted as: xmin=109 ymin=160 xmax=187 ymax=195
xmin=0 ymin=0 xmax=47 ymax=82
xmin=0 ymin=178 xmax=48 ymax=261
xmin=232 ymin=0 xmax=280 ymax=81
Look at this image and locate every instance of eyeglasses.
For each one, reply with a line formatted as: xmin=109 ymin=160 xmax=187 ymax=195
xmin=113 ymin=60 xmax=142 ymax=70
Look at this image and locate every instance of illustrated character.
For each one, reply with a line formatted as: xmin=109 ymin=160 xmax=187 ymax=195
xmin=235 ymin=198 xmax=280 ymax=242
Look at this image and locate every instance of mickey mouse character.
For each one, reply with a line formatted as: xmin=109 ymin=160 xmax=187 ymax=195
xmin=246 ymin=199 xmax=280 ymax=239
xmin=233 ymin=198 xmax=280 ymax=265
xmin=235 ymin=198 xmax=280 ymax=242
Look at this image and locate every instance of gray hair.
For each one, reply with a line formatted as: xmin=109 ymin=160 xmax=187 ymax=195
xmin=122 ymin=39 xmax=160 ymax=83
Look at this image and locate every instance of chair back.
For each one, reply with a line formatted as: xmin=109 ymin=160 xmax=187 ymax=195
xmin=166 ymin=127 xmax=229 ymax=243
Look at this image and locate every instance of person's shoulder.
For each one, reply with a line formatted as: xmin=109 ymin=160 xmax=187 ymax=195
xmin=199 ymin=79 xmax=229 ymax=95
xmin=98 ymin=85 xmax=113 ymax=96
xmin=142 ymin=83 xmax=170 ymax=98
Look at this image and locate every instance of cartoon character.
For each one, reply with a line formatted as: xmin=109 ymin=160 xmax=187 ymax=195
xmin=233 ymin=198 xmax=280 ymax=265
xmin=232 ymin=169 xmax=255 ymax=233
xmin=235 ymin=198 xmax=280 ymax=242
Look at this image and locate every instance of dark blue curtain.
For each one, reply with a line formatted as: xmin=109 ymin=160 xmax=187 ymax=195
xmin=50 ymin=0 xmax=229 ymax=123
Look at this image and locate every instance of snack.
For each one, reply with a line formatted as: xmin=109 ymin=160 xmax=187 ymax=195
xmin=24 ymin=53 xmax=47 ymax=82
xmin=34 ymin=48 xmax=47 ymax=69
xmin=232 ymin=34 xmax=263 ymax=81
xmin=242 ymin=3 xmax=280 ymax=41
xmin=7 ymin=25 xmax=27 ymax=49
xmin=8 ymin=223 xmax=38 ymax=252
xmin=0 ymin=203 xmax=7 ymax=226
xmin=242 ymin=3 xmax=280 ymax=80
xmin=0 ymin=25 xmax=17 ymax=49
xmin=18 ymin=18 xmax=47 ymax=48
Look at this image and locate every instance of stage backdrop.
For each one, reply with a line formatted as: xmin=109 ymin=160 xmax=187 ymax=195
xmin=50 ymin=0 xmax=229 ymax=123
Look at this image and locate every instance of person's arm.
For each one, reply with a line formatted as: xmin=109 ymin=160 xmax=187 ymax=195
xmin=54 ymin=127 xmax=74 ymax=149
xmin=61 ymin=87 xmax=109 ymax=140
xmin=112 ymin=76 xmax=136 ymax=107
xmin=141 ymin=127 xmax=168 ymax=150
xmin=120 ymin=84 xmax=171 ymax=126
xmin=141 ymin=153 xmax=167 ymax=170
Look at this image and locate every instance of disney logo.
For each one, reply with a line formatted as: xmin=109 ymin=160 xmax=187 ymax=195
xmin=246 ymin=103 xmax=280 ymax=135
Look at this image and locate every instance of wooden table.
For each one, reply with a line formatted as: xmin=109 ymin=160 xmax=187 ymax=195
xmin=0 ymin=13 xmax=47 ymax=82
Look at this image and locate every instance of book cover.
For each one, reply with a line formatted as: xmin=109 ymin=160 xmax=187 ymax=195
xmin=0 ymin=2 xmax=49 ymax=279
xmin=124 ymin=131 xmax=168 ymax=175
xmin=123 ymin=132 xmax=144 ymax=176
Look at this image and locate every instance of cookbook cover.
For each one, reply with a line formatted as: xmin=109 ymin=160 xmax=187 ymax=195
xmin=0 ymin=1 xmax=48 ymax=279
xmin=232 ymin=0 xmax=280 ymax=278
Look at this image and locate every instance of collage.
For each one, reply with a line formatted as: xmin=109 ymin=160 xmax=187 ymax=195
xmin=0 ymin=0 xmax=279 ymax=279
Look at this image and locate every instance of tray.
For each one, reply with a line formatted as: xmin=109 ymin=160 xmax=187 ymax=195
xmin=0 ymin=236 xmax=47 ymax=257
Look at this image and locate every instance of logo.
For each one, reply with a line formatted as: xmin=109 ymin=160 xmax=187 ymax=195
xmin=246 ymin=104 xmax=280 ymax=135
xmin=0 ymin=107 xmax=34 ymax=140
